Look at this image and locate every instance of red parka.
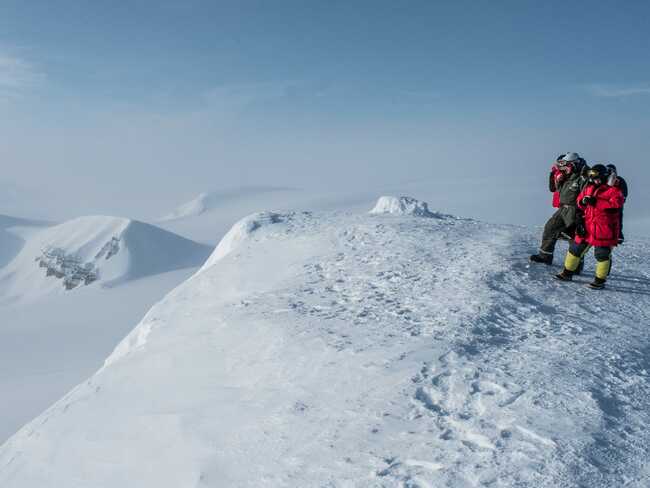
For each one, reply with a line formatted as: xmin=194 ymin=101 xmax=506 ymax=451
xmin=550 ymin=166 xmax=562 ymax=208
xmin=575 ymin=184 xmax=625 ymax=247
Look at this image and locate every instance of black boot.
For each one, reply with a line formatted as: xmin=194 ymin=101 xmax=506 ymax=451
xmin=588 ymin=277 xmax=606 ymax=289
xmin=555 ymin=268 xmax=574 ymax=281
xmin=530 ymin=253 xmax=553 ymax=265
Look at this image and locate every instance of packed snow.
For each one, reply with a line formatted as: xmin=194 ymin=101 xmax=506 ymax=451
xmin=2 ymin=197 xmax=649 ymax=487
xmin=0 ymin=216 xmax=212 ymax=304
xmin=0 ymin=267 xmax=196 ymax=443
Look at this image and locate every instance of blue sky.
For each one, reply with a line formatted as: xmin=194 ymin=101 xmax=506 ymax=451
xmin=1 ymin=1 xmax=649 ymax=231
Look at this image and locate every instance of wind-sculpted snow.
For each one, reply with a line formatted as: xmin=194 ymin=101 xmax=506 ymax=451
xmin=1 ymin=207 xmax=650 ymax=487
xmin=0 ymin=216 xmax=212 ymax=303
xmin=370 ymin=195 xmax=441 ymax=218
xmin=198 ymin=211 xmax=288 ymax=272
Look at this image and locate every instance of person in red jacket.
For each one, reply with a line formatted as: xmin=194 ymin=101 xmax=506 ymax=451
xmin=550 ymin=154 xmax=565 ymax=209
xmin=555 ymin=164 xmax=625 ymax=289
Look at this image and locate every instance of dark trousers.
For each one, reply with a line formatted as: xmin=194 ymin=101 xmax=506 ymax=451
xmin=540 ymin=206 xmax=577 ymax=255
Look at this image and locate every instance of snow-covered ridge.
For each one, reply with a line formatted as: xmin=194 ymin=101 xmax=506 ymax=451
xmin=0 ymin=216 xmax=212 ymax=303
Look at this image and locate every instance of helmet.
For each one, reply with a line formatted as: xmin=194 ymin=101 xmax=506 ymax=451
xmin=562 ymin=152 xmax=580 ymax=163
xmin=606 ymin=163 xmax=617 ymax=173
xmin=556 ymin=153 xmax=566 ymax=161
xmin=587 ymin=164 xmax=608 ymax=184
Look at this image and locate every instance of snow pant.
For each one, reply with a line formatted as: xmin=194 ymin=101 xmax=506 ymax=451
xmin=539 ymin=206 xmax=577 ymax=256
xmin=564 ymin=241 xmax=612 ymax=280
xmin=620 ymin=208 xmax=625 ymax=239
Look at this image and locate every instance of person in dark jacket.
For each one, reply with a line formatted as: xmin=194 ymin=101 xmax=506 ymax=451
xmin=555 ymin=164 xmax=625 ymax=289
xmin=530 ymin=152 xmax=589 ymax=264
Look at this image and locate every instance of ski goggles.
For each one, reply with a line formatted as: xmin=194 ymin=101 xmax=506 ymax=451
xmin=587 ymin=169 xmax=604 ymax=184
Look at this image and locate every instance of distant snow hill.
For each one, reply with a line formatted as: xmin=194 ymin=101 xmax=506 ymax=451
xmin=155 ymin=186 xmax=371 ymax=245
xmin=2 ymin=197 xmax=650 ymax=487
xmin=0 ymin=216 xmax=212 ymax=303
xmin=158 ymin=186 xmax=298 ymax=222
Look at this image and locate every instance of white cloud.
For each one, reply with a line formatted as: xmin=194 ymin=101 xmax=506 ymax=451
xmin=588 ymin=84 xmax=650 ymax=98
xmin=0 ymin=52 xmax=42 ymax=102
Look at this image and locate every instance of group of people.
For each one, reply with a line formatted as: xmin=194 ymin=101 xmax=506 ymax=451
xmin=529 ymin=152 xmax=628 ymax=289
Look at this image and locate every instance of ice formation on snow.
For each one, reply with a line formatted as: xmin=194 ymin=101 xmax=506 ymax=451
xmin=370 ymin=196 xmax=439 ymax=217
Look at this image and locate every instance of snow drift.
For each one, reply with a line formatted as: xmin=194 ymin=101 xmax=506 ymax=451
xmin=198 ymin=211 xmax=288 ymax=272
xmin=0 ymin=216 xmax=212 ymax=303
xmin=370 ymin=195 xmax=440 ymax=218
xmin=2 ymin=198 xmax=650 ymax=487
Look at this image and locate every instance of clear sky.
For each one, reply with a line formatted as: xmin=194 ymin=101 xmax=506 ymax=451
xmin=1 ymin=1 xmax=649 ymax=233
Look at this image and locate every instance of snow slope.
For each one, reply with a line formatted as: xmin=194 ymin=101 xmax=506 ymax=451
xmin=2 ymin=198 xmax=650 ymax=487
xmin=0 ymin=216 xmax=212 ymax=304
xmin=0 ymin=267 xmax=197 ymax=443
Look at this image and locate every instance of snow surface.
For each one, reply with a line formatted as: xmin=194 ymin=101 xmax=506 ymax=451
xmin=0 ymin=216 xmax=212 ymax=304
xmin=0 ymin=267 xmax=196 ymax=443
xmin=197 ymin=211 xmax=287 ymax=273
xmin=2 ymin=199 xmax=650 ymax=487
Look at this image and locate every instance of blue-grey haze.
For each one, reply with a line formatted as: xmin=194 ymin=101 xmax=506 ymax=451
xmin=0 ymin=1 xmax=648 ymax=234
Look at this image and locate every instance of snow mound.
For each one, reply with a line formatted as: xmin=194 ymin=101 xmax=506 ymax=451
xmin=159 ymin=187 xmax=296 ymax=222
xmin=0 ymin=216 xmax=212 ymax=303
xmin=370 ymin=196 xmax=440 ymax=217
xmin=199 ymin=212 xmax=286 ymax=272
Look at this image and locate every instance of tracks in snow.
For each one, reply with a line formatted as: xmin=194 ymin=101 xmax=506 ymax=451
xmin=401 ymin=232 xmax=650 ymax=487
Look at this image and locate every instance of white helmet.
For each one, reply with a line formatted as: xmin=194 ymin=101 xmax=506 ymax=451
xmin=562 ymin=152 xmax=580 ymax=162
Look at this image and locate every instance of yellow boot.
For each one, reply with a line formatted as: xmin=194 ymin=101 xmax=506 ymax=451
xmin=555 ymin=252 xmax=581 ymax=281
xmin=589 ymin=260 xmax=611 ymax=289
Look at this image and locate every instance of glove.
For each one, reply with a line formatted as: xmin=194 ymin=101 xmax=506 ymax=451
xmin=618 ymin=234 xmax=625 ymax=244
xmin=580 ymin=195 xmax=597 ymax=206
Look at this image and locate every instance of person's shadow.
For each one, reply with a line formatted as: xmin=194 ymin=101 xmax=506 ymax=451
xmin=606 ymin=274 xmax=650 ymax=296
